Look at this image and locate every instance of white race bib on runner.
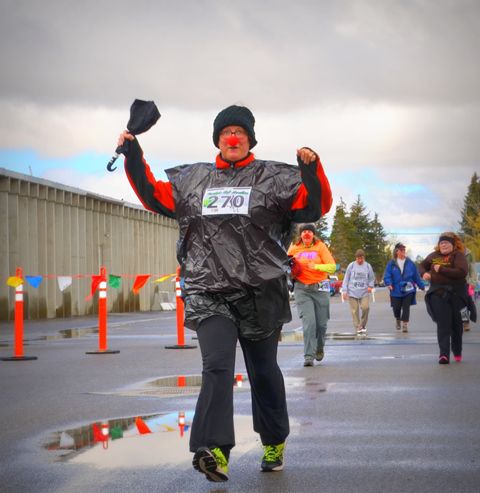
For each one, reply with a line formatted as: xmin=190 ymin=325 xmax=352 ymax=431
xmin=202 ymin=187 xmax=252 ymax=216
xmin=319 ymin=280 xmax=331 ymax=292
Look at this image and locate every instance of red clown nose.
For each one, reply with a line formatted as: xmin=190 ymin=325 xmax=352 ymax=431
xmin=226 ymin=134 xmax=240 ymax=146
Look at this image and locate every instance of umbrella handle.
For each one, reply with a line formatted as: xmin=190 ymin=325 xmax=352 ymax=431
xmin=107 ymin=142 xmax=130 ymax=172
xmin=106 ymin=152 xmax=119 ymax=172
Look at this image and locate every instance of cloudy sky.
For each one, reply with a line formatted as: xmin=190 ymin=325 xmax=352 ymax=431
xmin=0 ymin=0 xmax=478 ymax=258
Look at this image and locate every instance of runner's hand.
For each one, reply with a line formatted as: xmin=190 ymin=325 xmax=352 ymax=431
xmin=297 ymin=147 xmax=317 ymax=164
xmin=117 ymin=130 xmax=134 ymax=147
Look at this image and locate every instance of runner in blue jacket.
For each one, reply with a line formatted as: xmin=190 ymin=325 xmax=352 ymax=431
xmin=383 ymin=243 xmax=425 ymax=332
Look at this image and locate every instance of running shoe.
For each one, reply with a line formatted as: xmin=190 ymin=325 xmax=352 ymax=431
xmin=193 ymin=447 xmax=229 ymax=482
xmin=315 ymin=349 xmax=324 ymax=361
xmin=303 ymin=358 xmax=314 ymax=367
xmin=454 ymin=355 xmax=462 ymax=362
xmin=438 ymin=355 xmax=449 ymax=365
xmin=261 ymin=442 xmax=285 ymax=472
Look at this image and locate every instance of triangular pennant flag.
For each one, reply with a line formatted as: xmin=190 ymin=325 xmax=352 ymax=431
xmin=154 ymin=274 xmax=175 ymax=283
xmin=25 ymin=275 xmax=43 ymax=288
xmin=110 ymin=426 xmax=124 ymax=440
xmin=135 ymin=416 xmax=152 ymax=434
xmin=108 ymin=274 xmax=121 ymax=289
xmin=59 ymin=431 xmax=75 ymax=449
xmin=6 ymin=276 xmax=23 ymax=288
xmin=92 ymin=423 xmax=106 ymax=442
xmin=57 ymin=276 xmax=72 ymax=292
xmin=85 ymin=275 xmax=105 ymax=301
xmin=132 ymin=275 xmax=151 ymax=294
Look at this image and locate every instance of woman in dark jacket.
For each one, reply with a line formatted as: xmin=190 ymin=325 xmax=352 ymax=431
xmin=383 ymin=242 xmax=425 ymax=333
xmin=419 ymin=232 xmax=469 ymax=364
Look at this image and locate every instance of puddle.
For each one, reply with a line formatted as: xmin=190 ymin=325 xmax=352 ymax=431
xmin=91 ymin=374 xmax=328 ymax=400
xmin=44 ymin=328 xmax=99 ymax=340
xmin=280 ymin=330 xmax=374 ymax=343
xmin=285 ymin=376 xmax=328 ymax=393
xmin=44 ymin=412 xmax=262 ymax=468
xmin=94 ymin=374 xmax=249 ymax=398
xmin=0 ymin=327 xmax=99 ymax=345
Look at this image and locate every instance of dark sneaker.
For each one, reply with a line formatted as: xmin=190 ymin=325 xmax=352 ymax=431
xmin=438 ymin=355 xmax=449 ymax=365
xmin=395 ymin=319 xmax=401 ymax=330
xmin=261 ymin=443 xmax=285 ymax=472
xmin=193 ymin=447 xmax=229 ymax=482
xmin=402 ymin=322 xmax=408 ymax=333
xmin=303 ymin=358 xmax=314 ymax=367
xmin=315 ymin=349 xmax=324 ymax=361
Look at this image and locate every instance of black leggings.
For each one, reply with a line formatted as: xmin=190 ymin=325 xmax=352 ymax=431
xmin=189 ymin=315 xmax=289 ymax=454
xmin=390 ymin=293 xmax=414 ymax=322
xmin=429 ymin=293 xmax=463 ymax=357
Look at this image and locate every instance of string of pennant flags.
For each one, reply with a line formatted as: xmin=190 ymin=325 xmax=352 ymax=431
xmin=6 ymin=272 xmax=176 ymax=300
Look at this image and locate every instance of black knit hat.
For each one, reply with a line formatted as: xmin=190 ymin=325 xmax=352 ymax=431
xmin=438 ymin=234 xmax=455 ymax=246
xmin=299 ymin=223 xmax=316 ymax=234
xmin=213 ymin=105 xmax=257 ymax=149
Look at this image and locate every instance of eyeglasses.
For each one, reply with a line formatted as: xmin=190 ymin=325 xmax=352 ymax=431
xmin=219 ymin=128 xmax=248 ymax=138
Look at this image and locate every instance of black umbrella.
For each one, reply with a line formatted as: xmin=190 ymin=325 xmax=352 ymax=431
xmin=106 ymin=99 xmax=161 ymax=171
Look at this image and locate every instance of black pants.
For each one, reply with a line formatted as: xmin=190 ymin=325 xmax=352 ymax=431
xmin=390 ymin=293 xmax=414 ymax=322
xmin=189 ymin=315 xmax=290 ymax=454
xmin=429 ymin=293 xmax=463 ymax=357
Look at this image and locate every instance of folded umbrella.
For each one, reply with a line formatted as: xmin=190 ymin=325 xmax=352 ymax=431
xmin=106 ymin=99 xmax=161 ymax=171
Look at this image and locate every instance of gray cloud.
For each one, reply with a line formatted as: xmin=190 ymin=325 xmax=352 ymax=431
xmin=1 ymin=0 xmax=479 ymax=258
xmin=1 ymin=0 xmax=479 ymax=110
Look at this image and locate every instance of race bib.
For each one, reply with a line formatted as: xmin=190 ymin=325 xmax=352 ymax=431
xmin=202 ymin=187 xmax=252 ymax=216
xmin=402 ymin=282 xmax=414 ymax=293
xmin=319 ymin=280 xmax=331 ymax=292
xmin=353 ymin=281 xmax=366 ymax=289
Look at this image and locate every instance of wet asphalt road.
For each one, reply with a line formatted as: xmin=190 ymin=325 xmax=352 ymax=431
xmin=1 ymin=290 xmax=479 ymax=493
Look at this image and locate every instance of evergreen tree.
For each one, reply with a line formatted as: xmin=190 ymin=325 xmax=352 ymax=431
xmin=314 ymin=215 xmax=329 ymax=243
xmin=459 ymin=173 xmax=480 ymax=256
xmin=350 ymin=195 xmax=371 ymax=241
xmin=329 ymin=196 xmax=389 ymax=278
xmin=329 ymin=198 xmax=355 ymax=270
xmin=366 ymin=213 xmax=390 ymax=278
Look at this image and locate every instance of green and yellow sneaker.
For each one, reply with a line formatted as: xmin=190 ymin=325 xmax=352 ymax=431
xmin=193 ymin=447 xmax=229 ymax=482
xmin=261 ymin=442 xmax=285 ymax=472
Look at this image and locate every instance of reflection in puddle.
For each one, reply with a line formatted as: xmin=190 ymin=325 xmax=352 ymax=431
xmin=47 ymin=328 xmax=99 ymax=340
xmin=109 ymin=374 xmax=249 ymax=398
xmin=1 ymin=328 xmax=99 ymax=346
xmin=285 ymin=376 xmax=328 ymax=393
xmin=45 ymin=413 xmax=261 ymax=468
xmin=280 ymin=330 xmax=374 ymax=343
xmin=44 ymin=412 xmax=179 ymax=459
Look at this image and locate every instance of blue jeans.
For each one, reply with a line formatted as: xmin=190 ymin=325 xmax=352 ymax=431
xmin=294 ymin=284 xmax=330 ymax=360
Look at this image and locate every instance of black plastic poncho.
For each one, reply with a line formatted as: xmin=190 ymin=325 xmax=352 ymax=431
xmin=166 ymin=159 xmax=303 ymax=339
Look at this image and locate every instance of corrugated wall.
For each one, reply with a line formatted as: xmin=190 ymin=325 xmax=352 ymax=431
xmin=0 ymin=168 xmax=178 ymax=321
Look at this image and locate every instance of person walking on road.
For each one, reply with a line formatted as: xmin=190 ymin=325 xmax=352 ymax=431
xmin=118 ymin=105 xmax=332 ymax=482
xmin=463 ymin=246 xmax=477 ymax=331
xmin=384 ymin=243 xmax=425 ymax=333
xmin=419 ymin=232 xmax=474 ymax=364
xmin=342 ymin=249 xmax=375 ymax=335
xmin=288 ymin=224 xmax=336 ymax=366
